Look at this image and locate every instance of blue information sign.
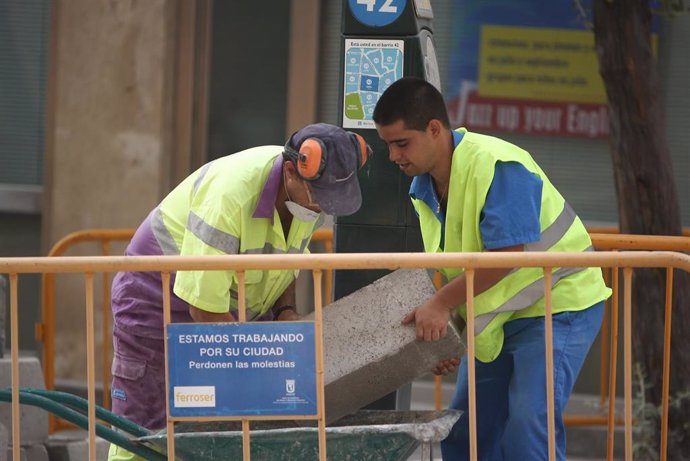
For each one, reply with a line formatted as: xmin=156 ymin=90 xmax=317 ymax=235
xmin=343 ymin=38 xmax=404 ymax=129
xmin=348 ymin=0 xmax=406 ymax=27
xmin=167 ymin=322 xmax=317 ymax=417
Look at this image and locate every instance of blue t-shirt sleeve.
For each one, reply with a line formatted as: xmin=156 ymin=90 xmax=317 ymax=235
xmin=479 ymin=161 xmax=543 ymax=250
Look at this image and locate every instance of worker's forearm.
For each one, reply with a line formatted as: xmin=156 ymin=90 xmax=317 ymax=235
xmin=273 ymin=280 xmax=297 ymax=308
xmin=270 ymin=280 xmax=299 ymax=320
xmin=188 ymin=305 xmax=236 ymax=323
xmin=434 ymin=244 xmax=524 ymax=310
xmin=434 ymin=266 xmax=513 ymax=311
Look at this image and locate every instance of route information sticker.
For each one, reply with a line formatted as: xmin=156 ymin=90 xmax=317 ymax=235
xmin=167 ymin=322 xmax=316 ymax=417
xmin=342 ymin=38 xmax=404 ymax=129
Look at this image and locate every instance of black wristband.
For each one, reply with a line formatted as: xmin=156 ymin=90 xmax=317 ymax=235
xmin=272 ymin=304 xmax=297 ymax=319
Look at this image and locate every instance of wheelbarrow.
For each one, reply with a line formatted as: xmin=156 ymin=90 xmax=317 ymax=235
xmin=138 ymin=409 xmax=461 ymax=461
xmin=1 ymin=388 xmax=461 ymax=460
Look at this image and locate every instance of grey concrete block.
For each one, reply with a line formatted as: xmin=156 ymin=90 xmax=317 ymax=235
xmin=44 ymin=429 xmax=84 ymax=461
xmin=21 ymin=444 xmax=48 ymax=461
xmin=46 ymin=430 xmax=110 ymax=461
xmin=0 ymin=357 xmax=49 ymax=445
xmin=64 ymin=439 xmax=109 ymax=461
xmin=5 ymin=447 xmax=26 ymax=461
xmin=0 ymin=422 xmax=7 ymax=461
xmin=305 ymin=269 xmax=465 ymax=424
xmin=565 ymin=393 xmax=624 ymax=460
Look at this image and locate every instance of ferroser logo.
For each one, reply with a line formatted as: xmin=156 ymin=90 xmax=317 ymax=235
xmin=174 ymin=386 xmax=216 ymax=407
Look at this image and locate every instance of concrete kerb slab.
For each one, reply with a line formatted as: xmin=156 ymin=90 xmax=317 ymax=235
xmin=305 ymin=269 xmax=465 ymax=424
xmin=18 ymin=444 xmax=48 ymax=461
xmin=45 ymin=434 xmax=110 ymax=461
xmin=0 ymin=274 xmax=6 ymax=358
xmin=0 ymin=357 xmax=49 ymax=446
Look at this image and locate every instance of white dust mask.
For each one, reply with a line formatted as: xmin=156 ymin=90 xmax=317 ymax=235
xmin=285 ymin=200 xmax=321 ymax=222
xmin=283 ymin=170 xmax=322 ymax=222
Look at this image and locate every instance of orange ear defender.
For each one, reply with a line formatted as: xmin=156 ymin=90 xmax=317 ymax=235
xmin=349 ymin=131 xmax=371 ymax=169
xmin=283 ymin=138 xmax=327 ymax=181
xmin=284 ymin=132 xmax=371 ymax=181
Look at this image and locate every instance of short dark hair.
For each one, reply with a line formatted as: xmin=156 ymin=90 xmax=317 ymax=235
xmin=373 ymin=77 xmax=450 ymax=131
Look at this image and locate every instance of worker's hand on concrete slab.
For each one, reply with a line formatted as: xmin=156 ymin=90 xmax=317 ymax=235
xmin=402 ymin=297 xmax=452 ymax=341
xmin=432 ymin=357 xmax=460 ymax=376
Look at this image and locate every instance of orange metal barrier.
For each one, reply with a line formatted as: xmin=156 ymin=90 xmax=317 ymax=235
xmin=586 ymin=232 xmax=690 ymax=433
xmin=37 ymin=229 xmax=133 ymax=432
xmin=36 ymin=227 xmax=690 ymax=458
xmin=37 ymin=227 xmax=334 ymax=433
xmin=587 ymin=226 xmax=690 ymax=237
xmin=5 ymin=250 xmax=689 ymax=461
xmin=426 ymin=231 xmax=690 ymax=439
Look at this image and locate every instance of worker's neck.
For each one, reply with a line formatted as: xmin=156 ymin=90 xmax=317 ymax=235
xmin=275 ymin=175 xmax=293 ymax=235
xmin=430 ymin=129 xmax=454 ymax=189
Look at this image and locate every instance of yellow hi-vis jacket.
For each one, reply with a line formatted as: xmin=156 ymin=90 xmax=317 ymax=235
xmin=411 ymin=129 xmax=612 ymax=362
xmin=151 ymin=146 xmax=322 ymax=318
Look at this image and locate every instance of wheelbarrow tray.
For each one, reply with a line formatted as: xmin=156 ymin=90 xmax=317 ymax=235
xmin=136 ymin=409 xmax=461 ymax=461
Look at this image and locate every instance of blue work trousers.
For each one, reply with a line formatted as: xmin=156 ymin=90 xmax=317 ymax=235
xmin=441 ymin=302 xmax=604 ymax=461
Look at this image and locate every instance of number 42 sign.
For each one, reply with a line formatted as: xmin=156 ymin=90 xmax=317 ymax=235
xmin=348 ymin=0 xmax=405 ymax=27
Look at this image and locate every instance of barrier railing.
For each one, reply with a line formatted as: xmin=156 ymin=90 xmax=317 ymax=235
xmin=37 ymin=229 xmax=132 ymax=431
xmin=589 ymin=234 xmax=690 ymax=412
xmin=4 ymin=250 xmax=689 ymax=460
xmin=36 ymin=227 xmax=334 ymax=433
xmin=587 ymin=226 xmax=690 ymax=237
xmin=38 ymin=229 xmax=690 ymax=425
xmin=587 ymin=233 xmax=690 ymax=460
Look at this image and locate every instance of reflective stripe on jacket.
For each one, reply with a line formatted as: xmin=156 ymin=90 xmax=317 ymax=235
xmin=412 ymin=128 xmax=611 ymax=362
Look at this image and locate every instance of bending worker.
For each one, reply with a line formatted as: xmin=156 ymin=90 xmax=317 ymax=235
xmin=373 ymin=77 xmax=611 ymax=461
xmin=108 ymin=123 xmax=370 ymax=460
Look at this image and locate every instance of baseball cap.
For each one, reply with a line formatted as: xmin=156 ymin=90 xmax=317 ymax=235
xmin=286 ymin=123 xmax=368 ymax=216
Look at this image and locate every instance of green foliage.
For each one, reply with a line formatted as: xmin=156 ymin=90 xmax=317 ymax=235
xmin=632 ymin=363 xmax=690 ymax=460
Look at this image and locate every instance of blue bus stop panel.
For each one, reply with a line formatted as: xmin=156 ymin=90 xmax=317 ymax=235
xmin=348 ymin=0 xmax=406 ymax=27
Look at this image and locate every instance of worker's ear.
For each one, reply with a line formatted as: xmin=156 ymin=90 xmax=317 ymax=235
xmin=283 ymin=159 xmax=300 ymax=182
xmin=427 ymin=119 xmax=443 ymax=138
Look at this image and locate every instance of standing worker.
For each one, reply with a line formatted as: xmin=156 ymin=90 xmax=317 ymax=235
xmin=108 ymin=123 xmax=370 ymax=461
xmin=373 ymin=77 xmax=611 ymax=461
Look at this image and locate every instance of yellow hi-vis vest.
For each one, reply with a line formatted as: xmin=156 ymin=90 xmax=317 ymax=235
xmin=412 ymin=129 xmax=612 ymax=362
xmin=151 ymin=146 xmax=321 ymax=318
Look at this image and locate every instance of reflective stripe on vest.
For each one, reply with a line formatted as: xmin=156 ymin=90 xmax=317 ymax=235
xmin=151 ymin=207 xmax=180 ymax=256
xmin=474 ymin=248 xmax=593 ymax=335
xmin=187 ymin=211 xmax=240 ymax=255
xmin=242 ymin=237 xmax=312 ymax=255
xmin=524 ymin=202 xmax=577 ymax=252
xmin=192 ymin=163 xmax=211 ymax=195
